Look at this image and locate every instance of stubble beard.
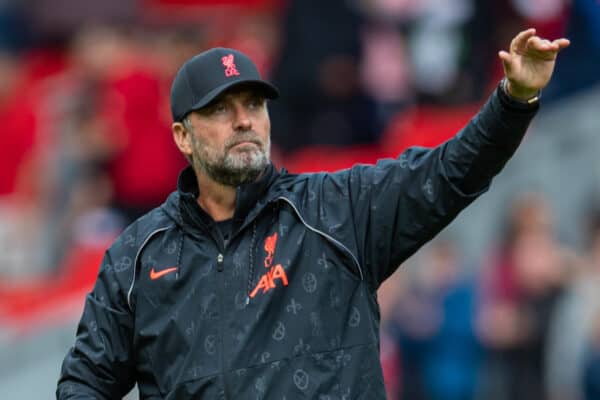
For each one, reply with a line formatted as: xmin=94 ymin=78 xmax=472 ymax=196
xmin=191 ymin=134 xmax=270 ymax=187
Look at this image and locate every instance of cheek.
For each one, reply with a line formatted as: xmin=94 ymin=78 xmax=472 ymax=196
xmin=197 ymin=140 xmax=223 ymax=159
xmin=257 ymin=112 xmax=271 ymax=140
xmin=193 ymin=127 xmax=227 ymax=152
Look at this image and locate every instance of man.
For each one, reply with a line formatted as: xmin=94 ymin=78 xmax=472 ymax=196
xmin=57 ymin=29 xmax=569 ymax=399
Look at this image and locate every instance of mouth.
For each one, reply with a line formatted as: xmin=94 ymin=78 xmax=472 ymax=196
xmin=228 ymin=140 xmax=261 ymax=151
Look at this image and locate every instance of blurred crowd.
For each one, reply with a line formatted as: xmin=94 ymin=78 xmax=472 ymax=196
xmin=0 ymin=0 xmax=600 ymax=399
xmin=379 ymin=192 xmax=600 ymax=400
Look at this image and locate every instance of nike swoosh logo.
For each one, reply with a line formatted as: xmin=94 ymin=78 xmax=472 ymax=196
xmin=150 ymin=266 xmax=178 ymax=280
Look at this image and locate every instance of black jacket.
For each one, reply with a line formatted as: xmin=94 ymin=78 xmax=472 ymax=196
xmin=57 ymin=86 xmax=537 ymax=399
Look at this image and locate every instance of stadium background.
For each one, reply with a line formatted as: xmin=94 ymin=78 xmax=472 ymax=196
xmin=0 ymin=0 xmax=599 ymax=398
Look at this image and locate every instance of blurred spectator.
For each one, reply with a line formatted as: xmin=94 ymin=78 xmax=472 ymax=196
xmin=97 ymin=28 xmax=190 ymax=221
xmin=0 ymin=197 xmax=44 ymax=280
xmin=404 ymin=0 xmax=475 ymax=103
xmin=358 ymin=0 xmax=507 ymax=105
xmin=378 ymin=269 xmax=404 ymax=400
xmin=359 ymin=23 xmax=413 ymax=133
xmin=0 ymin=1 xmax=30 ymax=51
xmin=510 ymin=0 xmax=568 ymax=38
xmin=544 ymin=0 xmax=600 ymax=102
xmin=26 ymin=0 xmax=135 ymax=42
xmin=270 ymin=0 xmax=379 ymax=152
xmin=32 ymin=26 xmax=134 ymax=267
xmin=477 ymin=193 xmax=572 ymax=400
xmin=546 ymin=208 xmax=600 ymax=400
xmin=356 ymin=0 xmax=418 ymax=129
xmin=0 ymin=50 xmax=47 ymax=278
xmin=0 ymin=51 xmax=38 ymax=197
xmin=388 ymin=239 xmax=482 ymax=400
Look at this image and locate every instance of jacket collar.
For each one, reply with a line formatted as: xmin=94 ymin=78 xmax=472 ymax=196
xmin=176 ymin=164 xmax=281 ymax=231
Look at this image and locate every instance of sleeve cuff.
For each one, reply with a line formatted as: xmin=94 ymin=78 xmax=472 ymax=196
xmin=497 ymin=78 xmax=541 ymax=112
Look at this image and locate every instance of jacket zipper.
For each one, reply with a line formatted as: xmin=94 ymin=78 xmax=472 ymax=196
xmin=276 ymin=196 xmax=364 ymax=281
xmin=216 ymin=250 xmax=229 ymax=398
xmin=191 ymin=224 xmax=230 ymax=398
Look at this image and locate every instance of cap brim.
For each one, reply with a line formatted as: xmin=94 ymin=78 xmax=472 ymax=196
xmin=188 ymin=79 xmax=279 ymax=115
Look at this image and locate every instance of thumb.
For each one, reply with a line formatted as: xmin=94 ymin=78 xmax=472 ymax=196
xmin=498 ymin=50 xmax=513 ymax=73
xmin=498 ymin=50 xmax=512 ymax=63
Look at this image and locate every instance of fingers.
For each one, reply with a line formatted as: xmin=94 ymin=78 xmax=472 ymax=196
xmin=508 ymin=27 xmax=570 ymax=55
xmin=499 ymin=27 xmax=570 ymax=69
xmin=553 ymin=38 xmax=571 ymax=50
xmin=528 ymin=36 xmax=556 ymax=50
xmin=515 ymin=28 xmax=537 ymax=43
xmin=501 ymin=28 xmax=537 ymax=67
xmin=510 ymin=28 xmax=537 ymax=53
xmin=524 ymin=36 xmax=571 ymax=61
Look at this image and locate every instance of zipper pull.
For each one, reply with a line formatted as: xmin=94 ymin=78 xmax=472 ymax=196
xmin=217 ymin=253 xmax=224 ymax=272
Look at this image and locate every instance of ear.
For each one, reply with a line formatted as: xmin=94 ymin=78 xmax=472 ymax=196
xmin=172 ymin=121 xmax=193 ymax=159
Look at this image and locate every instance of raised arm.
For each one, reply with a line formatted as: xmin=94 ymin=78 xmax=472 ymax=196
xmin=324 ymin=29 xmax=570 ymax=288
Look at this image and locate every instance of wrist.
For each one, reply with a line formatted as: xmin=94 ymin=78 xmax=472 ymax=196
xmin=503 ymin=78 xmax=540 ymax=103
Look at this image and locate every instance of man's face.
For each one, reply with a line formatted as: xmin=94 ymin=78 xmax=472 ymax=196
xmin=182 ymin=86 xmax=271 ymax=187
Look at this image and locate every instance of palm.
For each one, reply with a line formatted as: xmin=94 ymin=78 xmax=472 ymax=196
xmin=499 ymin=28 xmax=570 ymax=98
xmin=511 ymin=51 xmax=554 ymax=89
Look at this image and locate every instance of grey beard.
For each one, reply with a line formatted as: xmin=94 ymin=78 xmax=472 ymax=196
xmin=194 ymin=145 xmax=270 ymax=187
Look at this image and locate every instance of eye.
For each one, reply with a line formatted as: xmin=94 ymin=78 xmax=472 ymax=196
xmin=213 ymin=103 xmax=227 ymax=113
xmin=248 ymin=97 xmax=264 ymax=110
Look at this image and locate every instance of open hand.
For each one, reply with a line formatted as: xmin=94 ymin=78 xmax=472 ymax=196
xmin=499 ymin=28 xmax=570 ymax=100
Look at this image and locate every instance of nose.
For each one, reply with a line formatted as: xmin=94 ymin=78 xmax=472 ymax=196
xmin=233 ymin=104 xmax=252 ymax=132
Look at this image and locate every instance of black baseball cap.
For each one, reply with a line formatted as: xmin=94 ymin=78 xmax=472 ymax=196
xmin=170 ymin=47 xmax=279 ymax=122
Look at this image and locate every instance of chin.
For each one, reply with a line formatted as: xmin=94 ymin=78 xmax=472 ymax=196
xmin=230 ymin=151 xmax=267 ymax=168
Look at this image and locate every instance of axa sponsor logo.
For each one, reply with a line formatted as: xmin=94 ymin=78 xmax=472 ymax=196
xmin=249 ymin=232 xmax=289 ymax=298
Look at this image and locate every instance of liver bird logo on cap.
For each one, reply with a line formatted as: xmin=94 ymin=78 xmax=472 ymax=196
xmin=222 ymin=54 xmax=240 ymax=77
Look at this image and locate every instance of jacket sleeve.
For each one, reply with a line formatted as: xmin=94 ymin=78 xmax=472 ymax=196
xmin=339 ymin=84 xmax=538 ymax=289
xmin=56 ymin=247 xmax=136 ymax=399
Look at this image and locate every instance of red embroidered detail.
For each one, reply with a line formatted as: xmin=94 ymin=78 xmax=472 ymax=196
xmin=221 ymin=54 xmax=240 ymax=77
xmin=249 ymin=232 xmax=289 ymax=298
xmin=249 ymin=264 xmax=288 ymax=298
xmin=270 ymin=264 xmax=289 ymax=286
xmin=264 ymin=232 xmax=277 ymax=268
